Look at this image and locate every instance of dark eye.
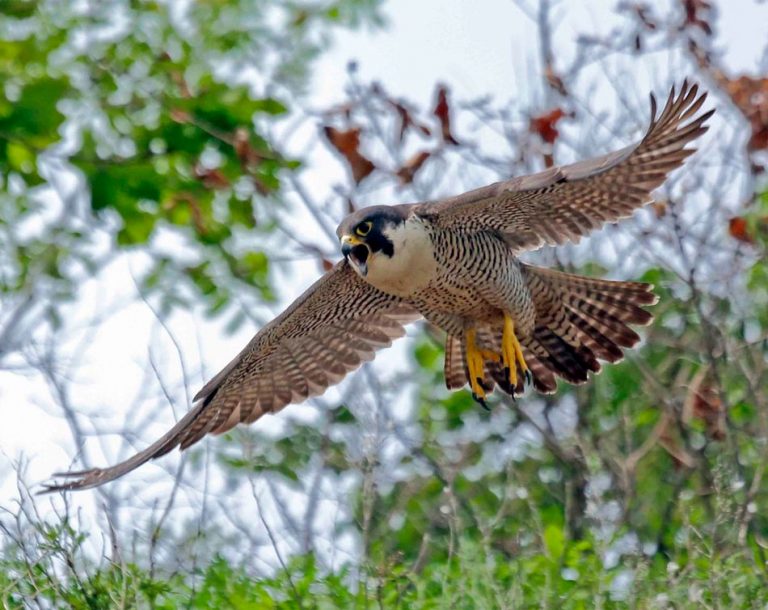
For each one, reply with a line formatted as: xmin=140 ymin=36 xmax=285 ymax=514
xmin=356 ymin=221 xmax=373 ymax=236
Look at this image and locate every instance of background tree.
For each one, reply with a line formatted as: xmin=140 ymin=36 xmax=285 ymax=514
xmin=2 ymin=0 xmax=768 ymax=607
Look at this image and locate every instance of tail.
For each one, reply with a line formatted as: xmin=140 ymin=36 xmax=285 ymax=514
xmin=444 ymin=264 xmax=658 ymax=396
xmin=520 ymin=263 xmax=658 ymax=391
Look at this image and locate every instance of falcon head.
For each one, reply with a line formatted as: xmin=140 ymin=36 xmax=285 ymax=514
xmin=337 ymin=205 xmax=408 ymax=277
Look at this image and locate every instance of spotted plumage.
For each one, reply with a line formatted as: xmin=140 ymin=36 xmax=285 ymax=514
xmin=46 ymin=81 xmax=712 ymax=491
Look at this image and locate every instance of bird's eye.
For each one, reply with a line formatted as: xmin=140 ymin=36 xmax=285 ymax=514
xmin=356 ymin=221 xmax=373 ymax=236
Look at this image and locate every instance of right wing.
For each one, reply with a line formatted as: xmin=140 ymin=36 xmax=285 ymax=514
xmin=416 ymin=81 xmax=713 ymax=252
xmin=44 ymin=261 xmax=420 ymax=492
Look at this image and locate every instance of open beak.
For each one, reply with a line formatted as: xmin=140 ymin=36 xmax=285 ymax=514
xmin=341 ymin=234 xmax=370 ymax=276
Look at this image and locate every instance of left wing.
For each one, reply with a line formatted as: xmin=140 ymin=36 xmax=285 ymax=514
xmin=415 ymin=81 xmax=713 ymax=253
xmin=44 ymin=261 xmax=420 ymax=491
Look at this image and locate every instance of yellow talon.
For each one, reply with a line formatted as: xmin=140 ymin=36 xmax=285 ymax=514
xmin=479 ymin=349 xmax=501 ymax=362
xmin=502 ymin=314 xmax=530 ymax=389
xmin=466 ymin=321 xmax=528 ymax=404
xmin=465 ymin=328 xmax=487 ymax=401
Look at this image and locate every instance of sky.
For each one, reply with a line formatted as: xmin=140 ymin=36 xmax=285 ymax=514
xmin=323 ymin=0 xmax=768 ymax=101
xmin=1 ymin=0 xmax=767 ymax=561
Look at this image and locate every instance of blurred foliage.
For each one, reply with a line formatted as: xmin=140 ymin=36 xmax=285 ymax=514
xmin=0 ymin=0 xmax=384 ymax=336
xmin=2 ymin=510 xmax=767 ymax=608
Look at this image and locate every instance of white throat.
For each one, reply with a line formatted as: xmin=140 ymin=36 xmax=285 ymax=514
xmin=362 ymin=217 xmax=437 ymax=297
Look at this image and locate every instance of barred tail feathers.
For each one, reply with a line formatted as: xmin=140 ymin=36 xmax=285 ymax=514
xmin=520 ymin=263 xmax=657 ymax=390
xmin=442 ymin=266 xmax=657 ymax=396
xmin=444 ymin=333 xmax=467 ymax=390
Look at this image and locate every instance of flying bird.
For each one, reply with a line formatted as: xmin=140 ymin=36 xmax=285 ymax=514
xmin=45 ymin=82 xmax=712 ymax=491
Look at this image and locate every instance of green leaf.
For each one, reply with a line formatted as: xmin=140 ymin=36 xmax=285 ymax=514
xmin=0 ymin=78 xmax=68 ymax=146
xmin=252 ymin=97 xmax=288 ymax=115
xmin=0 ymin=1 xmax=38 ymax=18
xmin=185 ymin=263 xmax=217 ymax=295
xmin=544 ymin=523 xmax=565 ymax=560
xmin=332 ymin=405 xmax=356 ymax=424
xmin=6 ymin=140 xmax=35 ymax=174
xmin=228 ymin=197 xmax=256 ymax=228
xmin=414 ymin=340 xmax=441 ymax=369
xmin=116 ymin=211 xmax=156 ymax=245
xmin=86 ymin=163 xmax=162 ymax=213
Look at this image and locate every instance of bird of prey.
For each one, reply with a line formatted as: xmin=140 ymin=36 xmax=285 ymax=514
xmin=46 ymin=82 xmax=712 ymax=491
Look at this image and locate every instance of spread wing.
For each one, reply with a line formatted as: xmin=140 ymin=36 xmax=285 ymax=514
xmin=44 ymin=261 xmax=420 ymax=492
xmin=415 ymin=81 xmax=713 ymax=252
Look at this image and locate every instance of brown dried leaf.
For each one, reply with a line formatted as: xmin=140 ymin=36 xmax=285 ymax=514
xmin=728 ymin=216 xmax=754 ymax=244
xmin=433 ymin=85 xmax=459 ymax=146
xmin=194 ymin=164 xmax=230 ymax=190
xmin=681 ymin=0 xmax=713 ymax=35
xmin=170 ymin=71 xmax=192 ymax=98
xmin=530 ymin=108 xmax=566 ymax=145
xmin=683 ymin=367 xmax=726 ymax=441
xmin=251 ymin=176 xmax=272 ymax=196
xmin=396 ymin=151 xmax=431 ymax=185
xmin=323 ymin=126 xmax=376 ymax=184
xmin=544 ymin=64 xmax=568 ymax=96
xmin=657 ymin=413 xmax=698 ymax=469
xmin=391 ymin=100 xmax=431 ymax=142
xmin=652 ymin=200 xmax=668 ymax=219
xmin=234 ymin=127 xmax=264 ymax=169
xmin=625 ymin=411 xmax=680 ymax=475
xmin=234 ymin=127 xmax=250 ymax=159
xmin=167 ymin=194 xmax=208 ymax=235
xmin=634 ymin=3 xmax=657 ymax=29
xmin=724 ymin=76 xmax=768 ymax=152
xmin=170 ymin=108 xmax=191 ymax=124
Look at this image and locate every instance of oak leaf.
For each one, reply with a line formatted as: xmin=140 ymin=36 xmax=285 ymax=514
xmin=391 ymin=100 xmax=431 ymax=142
xmin=194 ymin=165 xmax=230 ymax=190
xmin=724 ymin=76 xmax=768 ymax=151
xmin=657 ymin=412 xmax=698 ymax=469
xmin=681 ymin=0 xmax=713 ymax=35
xmin=396 ymin=151 xmax=431 ymax=185
xmin=323 ymin=126 xmax=375 ymax=184
xmin=728 ymin=216 xmax=754 ymax=244
xmin=530 ymin=108 xmax=566 ymax=145
xmin=683 ymin=367 xmax=726 ymax=441
xmin=433 ymin=85 xmax=459 ymax=146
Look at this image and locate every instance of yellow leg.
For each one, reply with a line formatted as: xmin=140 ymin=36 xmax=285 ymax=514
xmin=479 ymin=349 xmax=501 ymax=362
xmin=502 ymin=314 xmax=530 ymax=388
xmin=465 ymin=328 xmax=487 ymax=403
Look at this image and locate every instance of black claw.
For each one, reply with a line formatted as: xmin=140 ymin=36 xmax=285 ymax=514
xmin=524 ymin=369 xmax=533 ymax=386
xmin=476 ymin=377 xmax=492 ymax=392
xmin=472 ymin=393 xmax=490 ymax=411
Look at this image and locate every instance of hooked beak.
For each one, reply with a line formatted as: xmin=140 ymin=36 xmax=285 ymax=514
xmin=341 ymin=234 xmax=370 ymax=276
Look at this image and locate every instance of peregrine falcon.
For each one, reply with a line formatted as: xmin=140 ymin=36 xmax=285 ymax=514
xmin=46 ymin=82 xmax=712 ymax=491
